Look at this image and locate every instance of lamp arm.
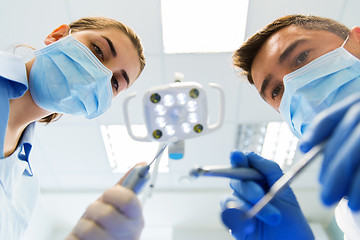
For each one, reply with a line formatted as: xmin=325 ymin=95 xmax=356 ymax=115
xmin=207 ymin=83 xmax=225 ymax=133
xmin=123 ymin=92 xmax=149 ymax=142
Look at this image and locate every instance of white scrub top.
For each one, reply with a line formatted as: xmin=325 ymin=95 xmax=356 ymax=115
xmin=0 ymin=51 xmax=39 ymax=239
xmin=335 ymin=198 xmax=360 ymax=240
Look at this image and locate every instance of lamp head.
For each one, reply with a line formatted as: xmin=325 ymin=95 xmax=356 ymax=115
xmin=144 ymin=82 xmax=207 ymax=142
xmin=123 ymin=81 xmax=224 ymax=144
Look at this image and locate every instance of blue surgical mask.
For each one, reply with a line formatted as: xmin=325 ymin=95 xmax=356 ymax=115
xmin=279 ymin=36 xmax=360 ymax=138
xmin=29 ymin=34 xmax=113 ymax=119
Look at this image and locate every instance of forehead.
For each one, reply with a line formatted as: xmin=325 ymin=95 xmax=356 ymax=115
xmin=260 ymin=26 xmax=334 ymax=52
xmin=75 ymin=27 xmax=132 ymax=46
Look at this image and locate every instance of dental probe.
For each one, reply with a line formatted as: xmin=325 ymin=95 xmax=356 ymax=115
xmin=246 ymin=142 xmax=325 ymax=219
xmin=121 ymin=143 xmax=168 ymax=194
xmin=189 ymin=166 xmax=265 ymax=182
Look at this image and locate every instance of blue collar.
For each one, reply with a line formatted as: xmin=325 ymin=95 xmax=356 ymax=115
xmin=0 ymin=51 xmax=34 ymax=175
xmin=0 ymin=51 xmax=28 ymax=98
xmin=17 ymin=123 xmax=36 ymax=176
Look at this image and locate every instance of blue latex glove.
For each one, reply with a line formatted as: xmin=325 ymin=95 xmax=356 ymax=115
xmin=300 ymin=94 xmax=360 ymax=211
xmin=220 ymin=151 xmax=314 ymax=240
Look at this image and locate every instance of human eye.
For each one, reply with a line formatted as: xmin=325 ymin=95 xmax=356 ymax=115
xmin=294 ymin=50 xmax=309 ymax=67
xmin=271 ymin=84 xmax=283 ymax=100
xmin=91 ymin=44 xmax=104 ymax=61
xmin=111 ymin=76 xmax=119 ymax=91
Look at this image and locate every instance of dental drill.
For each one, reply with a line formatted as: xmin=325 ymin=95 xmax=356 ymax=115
xmin=189 ymin=142 xmax=324 ymax=219
xmin=121 ymin=143 xmax=168 ymax=194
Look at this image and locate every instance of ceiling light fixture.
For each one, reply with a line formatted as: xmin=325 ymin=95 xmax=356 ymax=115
xmin=236 ymin=122 xmax=298 ymax=170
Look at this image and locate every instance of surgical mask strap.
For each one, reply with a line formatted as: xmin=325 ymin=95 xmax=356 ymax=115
xmin=341 ymin=34 xmax=350 ymax=48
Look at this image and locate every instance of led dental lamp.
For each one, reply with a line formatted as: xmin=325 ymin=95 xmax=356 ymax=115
xmin=122 ymin=80 xmax=224 ymax=203
xmin=123 ymin=81 xmax=225 ymax=144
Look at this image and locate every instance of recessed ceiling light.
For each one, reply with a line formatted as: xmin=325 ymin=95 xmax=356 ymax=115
xmin=236 ymin=122 xmax=298 ymax=169
xmin=161 ymin=0 xmax=249 ymax=53
xmin=100 ymin=125 xmax=169 ymax=173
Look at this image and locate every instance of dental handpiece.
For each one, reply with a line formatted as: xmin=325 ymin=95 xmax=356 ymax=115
xmin=190 ymin=143 xmax=324 ymax=220
xmin=121 ymin=165 xmax=151 ymax=194
xmin=121 ymin=143 xmax=168 ymax=194
xmin=189 ymin=166 xmax=265 ymax=182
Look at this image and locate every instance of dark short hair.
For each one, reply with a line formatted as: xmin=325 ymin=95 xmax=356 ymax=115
xmin=233 ymin=14 xmax=350 ymax=84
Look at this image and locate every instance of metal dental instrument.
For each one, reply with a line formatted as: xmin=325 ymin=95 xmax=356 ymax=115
xmin=189 ymin=166 xmax=265 ymax=183
xmin=121 ymin=143 xmax=168 ymax=194
xmin=246 ymin=143 xmax=325 ymax=219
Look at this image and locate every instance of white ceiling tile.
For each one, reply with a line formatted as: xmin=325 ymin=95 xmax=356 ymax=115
xmin=0 ymin=0 xmax=72 ymax=51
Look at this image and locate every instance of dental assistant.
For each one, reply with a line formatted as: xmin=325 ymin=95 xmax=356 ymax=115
xmin=221 ymin=14 xmax=360 ymax=240
xmin=0 ymin=16 xmax=146 ymax=240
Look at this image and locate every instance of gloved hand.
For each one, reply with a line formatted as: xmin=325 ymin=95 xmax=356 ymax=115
xmin=300 ymin=94 xmax=360 ymax=211
xmin=220 ymin=151 xmax=314 ymax=240
xmin=66 ymin=164 xmax=144 ymax=240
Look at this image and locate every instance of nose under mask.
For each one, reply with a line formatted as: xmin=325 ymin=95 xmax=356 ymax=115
xmin=29 ymin=34 xmax=113 ymax=119
xmin=279 ymin=36 xmax=360 ymax=138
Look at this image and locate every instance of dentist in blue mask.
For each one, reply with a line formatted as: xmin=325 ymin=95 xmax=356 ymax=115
xmin=0 ymin=16 xmax=146 ymax=239
xmin=221 ymin=14 xmax=360 ymax=240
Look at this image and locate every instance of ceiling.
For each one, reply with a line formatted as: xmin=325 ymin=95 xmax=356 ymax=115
xmin=1 ymin=0 xmax=358 ymax=239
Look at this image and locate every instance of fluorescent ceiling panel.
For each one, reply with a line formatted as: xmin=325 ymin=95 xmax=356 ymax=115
xmin=261 ymin=122 xmax=298 ymax=169
xmin=236 ymin=122 xmax=298 ymax=170
xmin=101 ymin=125 xmax=169 ymax=173
xmin=161 ymin=0 xmax=249 ymax=53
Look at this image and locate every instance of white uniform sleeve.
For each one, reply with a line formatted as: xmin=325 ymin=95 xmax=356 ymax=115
xmin=335 ymin=198 xmax=360 ymax=240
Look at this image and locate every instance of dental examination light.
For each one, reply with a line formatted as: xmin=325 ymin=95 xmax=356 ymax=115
xmin=122 ymin=73 xmax=225 ymax=201
xmin=123 ymin=74 xmax=225 ymax=157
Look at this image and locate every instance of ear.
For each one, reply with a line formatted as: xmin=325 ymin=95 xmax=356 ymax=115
xmin=349 ymin=26 xmax=360 ymax=44
xmin=347 ymin=27 xmax=360 ymax=59
xmin=44 ymin=24 xmax=70 ymax=45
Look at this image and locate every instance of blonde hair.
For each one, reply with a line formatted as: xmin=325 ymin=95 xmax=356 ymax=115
xmin=39 ymin=16 xmax=145 ymax=124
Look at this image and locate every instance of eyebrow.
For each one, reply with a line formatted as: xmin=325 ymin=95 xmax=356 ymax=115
xmin=278 ymin=39 xmax=307 ymax=64
xmin=260 ymin=74 xmax=272 ymax=98
xmin=122 ymin=70 xmax=130 ymax=87
xmin=101 ymin=35 xmax=117 ymax=57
